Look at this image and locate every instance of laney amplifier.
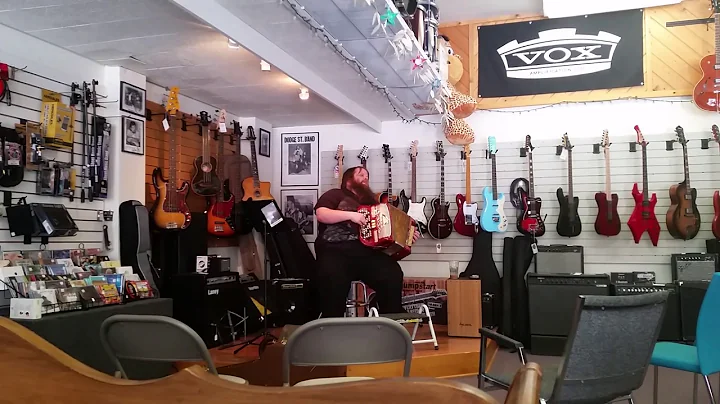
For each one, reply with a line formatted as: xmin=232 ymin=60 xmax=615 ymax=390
xmin=534 ymin=245 xmax=584 ymax=275
xmin=611 ymin=283 xmax=681 ymax=342
xmin=671 ymin=254 xmax=719 ymax=282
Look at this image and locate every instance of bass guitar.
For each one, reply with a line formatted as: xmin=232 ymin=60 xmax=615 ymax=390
xmin=191 ymin=111 xmax=221 ymax=196
xmin=428 ymin=141 xmax=453 ymax=239
xmin=454 ymin=144 xmax=478 ymax=237
xmin=627 ymin=125 xmax=660 ymax=246
xmin=151 ymin=87 xmax=192 ymax=230
xmin=358 ymin=146 xmax=369 ymax=169
xmin=518 ymin=135 xmax=545 ymax=237
xmin=241 ymin=127 xmax=273 ymax=201
xmin=479 ymin=136 xmax=507 ymax=232
xmin=403 ymin=141 xmax=428 ymax=232
xmin=334 ymin=145 xmax=344 ymax=188
xmin=224 ymin=122 xmax=252 ymax=235
xmin=207 ymin=110 xmax=235 ymax=237
xmin=594 ymin=130 xmax=621 ymax=236
xmin=377 ymin=144 xmax=399 ymax=206
xmin=556 ymin=133 xmax=582 ymax=237
xmin=693 ymin=0 xmax=720 ymax=112
xmin=666 ymin=126 xmax=701 ymax=240
xmin=712 ymin=125 xmax=720 ymax=239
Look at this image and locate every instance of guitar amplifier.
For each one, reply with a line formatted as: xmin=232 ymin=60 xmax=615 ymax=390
xmin=611 ymin=283 xmax=682 ymax=342
xmin=534 ymin=245 xmax=584 ymax=275
xmin=671 ymin=253 xmax=719 ymax=282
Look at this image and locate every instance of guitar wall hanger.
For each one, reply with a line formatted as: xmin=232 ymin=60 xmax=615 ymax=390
xmin=145 ymin=108 xmax=166 ymax=122
xmin=180 ymin=115 xmax=202 ymax=135
xmin=666 ymin=139 xmax=676 ymax=151
xmin=629 ymin=142 xmax=637 ymax=152
xmin=520 ymin=147 xmax=527 ymax=157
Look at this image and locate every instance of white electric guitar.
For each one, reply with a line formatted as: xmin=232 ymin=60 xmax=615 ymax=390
xmin=405 ymin=141 xmax=428 ymax=231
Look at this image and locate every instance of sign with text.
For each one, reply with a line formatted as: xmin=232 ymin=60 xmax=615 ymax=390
xmin=478 ymin=10 xmax=644 ymax=98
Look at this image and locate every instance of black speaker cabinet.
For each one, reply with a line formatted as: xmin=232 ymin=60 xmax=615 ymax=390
xmin=611 ymin=283 xmax=682 ymax=342
xmin=151 ymin=212 xmax=208 ymax=294
xmin=243 ymin=278 xmax=311 ymax=327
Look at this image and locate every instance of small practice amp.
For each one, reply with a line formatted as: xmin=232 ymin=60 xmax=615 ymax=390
xmin=671 ymin=254 xmax=719 ymax=282
xmin=534 ymin=245 xmax=584 ymax=275
xmin=611 ymin=283 xmax=681 ymax=342
xmin=209 ymin=256 xmax=231 ymax=274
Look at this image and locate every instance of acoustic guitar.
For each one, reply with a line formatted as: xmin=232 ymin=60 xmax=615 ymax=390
xmin=692 ymin=0 xmax=720 ymax=112
xmin=594 ymin=130 xmax=621 ymax=237
xmin=191 ymin=111 xmax=221 ymax=196
xmin=627 ymin=125 xmax=660 ymax=246
xmin=151 ymin=87 xmax=192 ymax=230
xmin=556 ymin=134 xmax=582 ymax=237
xmin=454 ymin=144 xmax=478 ymax=237
xmin=712 ymin=125 xmax=720 ymax=239
xmin=207 ymin=110 xmax=235 ymax=237
xmin=479 ymin=136 xmax=508 ymax=233
xmin=666 ymin=126 xmax=701 ymax=240
xmin=428 ymin=141 xmax=453 ymax=239
xmin=241 ymin=127 xmax=273 ymax=201
xmin=377 ymin=144 xmax=399 ymax=206
xmin=224 ymin=122 xmax=252 ymax=235
xmin=517 ymin=135 xmax=545 ymax=237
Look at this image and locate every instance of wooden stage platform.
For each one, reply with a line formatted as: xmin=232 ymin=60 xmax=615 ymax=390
xmin=204 ymin=325 xmax=498 ymax=386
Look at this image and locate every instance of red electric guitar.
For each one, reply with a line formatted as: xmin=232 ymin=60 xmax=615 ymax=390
xmin=207 ymin=110 xmax=235 ymax=237
xmin=594 ymin=130 xmax=621 ymax=236
xmin=627 ymin=125 xmax=661 ymax=246
xmin=517 ymin=135 xmax=545 ymax=237
xmin=693 ymin=0 xmax=720 ymax=112
xmin=454 ymin=144 xmax=478 ymax=237
xmin=712 ymin=125 xmax=720 ymax=239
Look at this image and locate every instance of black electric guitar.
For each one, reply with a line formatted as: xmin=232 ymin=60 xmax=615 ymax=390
xmin=428 ymin=141 xmax=453 ymax=239
xmin=556 ymin=133 xmax=582 ymax=237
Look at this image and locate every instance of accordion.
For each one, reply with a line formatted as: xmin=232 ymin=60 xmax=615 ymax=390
xmin=358 ymin=203 xmax=415 ymax=260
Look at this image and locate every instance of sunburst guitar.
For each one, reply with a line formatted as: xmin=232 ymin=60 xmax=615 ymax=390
xmin=241 ymin=127 xmax=273 ymax=201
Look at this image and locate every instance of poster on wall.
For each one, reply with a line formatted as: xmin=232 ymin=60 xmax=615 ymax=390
xmin=281 ymin=132 xmax=319 ymax=187
xmin=281 ymin=189 xmax=317 ymax=241
xmin=477 ymin=9 xmax=644 ymax=98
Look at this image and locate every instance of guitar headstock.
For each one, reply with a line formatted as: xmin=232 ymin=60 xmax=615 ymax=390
xmin=246 ymin=126 xmax=256 ymax=141
xmin=216 ymin=109 xmax=227 ymax=132
xmin=165 ymin=86 xmax=180 ymax=115
xmin=232 ymin=121 xmax=242 ymax=139
xmin=410 ymin=140 xmax=418 ymax=159
xmin=634 ymin=125 xmax=647 ymax=146
xmin=488 ymin=136 xmax=497 ymax=155
xmin=358 ymin=146 xmax=369 ymax=166
xmin=713 ymin=125 xmax=720 ymax=144
xmin=382 ymin=144 xmax=393 ymax=163
xmin=199 ymin=111 xmax=210 ymax=127
xmin=675 ymin=125 xmax=687 ymax=146
xmin=601 ymin=130 xmax=610 ymax=149
xmin=561 ymin=133 xmax=573 ymax=150
xmin=435 ymin=141 xmax=446 ymax=159
xmin=334 ymin=145 xmax=344 ymax=162
xmin=525 ymin=135 xmax=534 ymax=153
xmin=714 ymin=0 xmax=720 ymax=13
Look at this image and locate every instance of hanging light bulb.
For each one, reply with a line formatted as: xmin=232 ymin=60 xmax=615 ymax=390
xmin=299 ymin=88 xmax=310 ymax=100
xmin=260 ymin=60 xmax=271 ymax=71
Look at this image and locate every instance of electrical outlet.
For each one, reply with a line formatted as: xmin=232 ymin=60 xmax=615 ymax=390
xmin=436 ymin=243 xmax=442 ymax=253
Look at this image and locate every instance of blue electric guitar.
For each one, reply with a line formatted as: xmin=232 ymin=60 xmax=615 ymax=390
xmin=480 ymin=136 xmax=508 ymax=232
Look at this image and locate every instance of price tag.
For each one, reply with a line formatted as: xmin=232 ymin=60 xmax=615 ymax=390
xmin=219 ymin=122 xmax=227 ymax=133
xmin=559 ymin=149 xmax=567 ymax=161
xmin=42 ymin=220 xmax=53 ymax=234
xmin=333 ymin=165 xmax=339 ymax=178
xmin=162 ymin=118 xmax=170 ymax=131
xmin=531 ymin=242 xmax=538 ymax=254
xmin=6 ymin=143 xmax=21 ymax=166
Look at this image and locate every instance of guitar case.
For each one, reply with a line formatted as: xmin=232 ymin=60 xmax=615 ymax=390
xmin=501 ymin=236 xmax=514 ymax=336
xmin=509 ymin=235 xmax=534 ymax=347
xmin=460 ymin=229 xmax=501 ymax=327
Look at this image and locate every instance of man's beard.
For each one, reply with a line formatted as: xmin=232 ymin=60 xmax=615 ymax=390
xmin=349 ymin=181 xmax=376 ymax=205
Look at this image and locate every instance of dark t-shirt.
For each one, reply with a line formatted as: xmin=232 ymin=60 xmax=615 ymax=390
xmin=314 ymin=188 xmax=361 ymax=245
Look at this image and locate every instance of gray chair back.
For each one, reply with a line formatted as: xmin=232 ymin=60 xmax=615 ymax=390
xmin=550 ymin=291 xmax=669 ymax=404
xmin=282 ymin=317 xmax=413 ymax=385
xmin=100 ymin=314 xmax=216 ymax=379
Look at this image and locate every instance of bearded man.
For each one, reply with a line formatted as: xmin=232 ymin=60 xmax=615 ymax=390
xmin=313 ymin=166 xmax=420 ymax=317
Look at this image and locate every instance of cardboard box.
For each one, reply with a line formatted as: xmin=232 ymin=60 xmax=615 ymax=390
xmin=402 ymin=277 xmax=448 ymax=325
xmin=41 ymin=101 xmax=74 ymax=150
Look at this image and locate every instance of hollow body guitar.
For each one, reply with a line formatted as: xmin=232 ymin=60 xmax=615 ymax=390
xmin=454 ymin=144 xmax=478 ymax=237
xmin=241 ymin=127 xmax=273 ymax=201
xmin=594 ymin=130 xmax=621 ymax=237
xmin=479 ymin=136 xmax=507 ymax=232
xmin=517 ymin=135 xmax=545 ymax=237
xmin=627 ymin=125 xmax=661 ymax=246
xmin=666 ymin=126 xmax=701 ymax=240
xmin=556 ymin=134 xmax=581 ymax=237
xmin=191 ymin=111 xmax=221 ymax=196
xmin=207 ymin=110 xmax=235 ymax=237
xmin=428 ymin=141 xmax=453 ymax=239
xmin=692 ymin=4 xmax=720 ymax=112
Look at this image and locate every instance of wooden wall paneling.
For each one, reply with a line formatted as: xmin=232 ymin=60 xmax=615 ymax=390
xmin=438 ymin=24 xmax=471 ymax=95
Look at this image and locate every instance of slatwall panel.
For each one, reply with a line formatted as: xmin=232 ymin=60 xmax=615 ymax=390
xmin=0 ymin=70 xmax=106 ymax=250
xmin=321 ymin=134 xmax=720 ymax=282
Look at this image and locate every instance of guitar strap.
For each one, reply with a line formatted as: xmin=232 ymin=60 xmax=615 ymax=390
xmin=509 ymin=177 xmax=528 ymax=208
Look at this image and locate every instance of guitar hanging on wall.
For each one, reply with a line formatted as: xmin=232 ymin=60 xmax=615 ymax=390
xmin=334 ymin=145 xmax=344 ymax=188
xmin=207 ymin=110 xmax=235 ymax=237
xmin=428 ymin=141 xmax=453 ymax=239
xmin=666 ymin=126 xmax=701 ymax=240
xmin=692 ymin=0 xmax=720 ymax=112
xmin=628 ymin=125 xmax=660 ymax=246
xmin=556 ymin=133 xmax=582 ymax=237
xmin=377 ymin=144 xmax=399 ymax=206
xmin=479 ymin=136 xmax=507 ymax=233
xmin=191 ymin=111 xmax=221 ymax=196
xmin=224 ymin=122 xmax=253 ymax=235
xmin=454 ymin=144 xmax=478 ymax=237
xmin=241 ymin=127 xmax=273 ymax=201
xmin=151 ymin=87 xmax=192 ymax=230
xmin=397 ymin=141 xmax=416 ymax=213
xmin=594 ymin=130 xmax=621 ymax=237
xmin=403 ymin=141 xmax=428 ymax=232
xmin=518 ymin=135 xmax=545 ymax=237
xmin=358 ymin=146 xmax=369 ymax=169
xmin=712 ymin=125 xmax=720 ymax=239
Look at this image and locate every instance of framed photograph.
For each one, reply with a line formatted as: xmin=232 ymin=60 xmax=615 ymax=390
xmin=258 ymin=128 xmax=271 ymax=158
xmin=281 ymin=132 xmax=319 ymax=187
xmin=121 ymin=116 xmax=144 ymax=155
xmin=120 ymin=81 xmax=146 ymax=117
xmin=281 ymin=189 xmax=318 ymax=240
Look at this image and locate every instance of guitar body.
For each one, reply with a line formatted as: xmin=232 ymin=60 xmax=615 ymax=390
xmin=428 ymin=197 xmax=453 ymax=239
xmin=713 ymin=190 xmax=720 ymax=239
xmin=150 ymin=168 xmax=192 ymax=230
xmin=627 ymin=183 xmax=660 ymax=246
xmin=517 ymin=189 xmax=545 ymax=237
xmin=240 ymin=177 xmax=273 ymax=201
xmin=207 ymin=180 xmax=236 ymax=237
xmin=666 ymin=181 xmax=701 ymax=240
xmin=479 ymin=187 xmax=508 ymax=233
xmin=454 ymin=194 xmax=477 ymax=237
xmin=594 ymin=192 xmax=621 ymax=236
xmin=224 ymin=153 xmax=253 ymax=235
xmin=377 ymin=191 xmax=399 ymax=207
xmin=397 ymin=189 xmax=410 ymax=213
xmin=556 ymin=188 xmax=582 ymax=237
xmin=693 ymin=54 xmax=719 ymax=112
xmin=407 ymin=198 xmax=428 ymax=232
xmin=191 ymin=155 xmax=221 ymax=196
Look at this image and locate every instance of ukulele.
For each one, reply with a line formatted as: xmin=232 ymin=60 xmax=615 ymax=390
xmin=397 ymin=141 xmax=417 ymax=213
xmin=712 ymin=125 xmax=720 ymax=239
xmin=241 ymin=127 xmax=273 ymax=201
xmin=693 ymin=0 xmax=720 ymax=112
xmin=479 ymin=136 xmax=508 ymax=233
xmin=627 ymin=125 xmax=660 ymax=246
xmin=594 ymin=130 xmax=621 ymax=237
xmin=358 ymin=146 xmax=369 ymax=168
xmin=518 ymin=135 xmax=545 ymax=237
xmin=224 ymin=122 xmax=253 ymax=235
xmin=666 ymin=126 xmax=701 ymax=240
xmin=151 ymin=87 xmax=192 ymax=230
xmin=207 ymin=110 xmax=235 ymax=237
xmin=191 ymin=111 xmax=221 ymax=196
xmin=377 ymin=144 xmax=399 ymax=206
xmin=556 ymin=133 xmax=582 ymax=237
xmin=429 ymin=141 xmax=453 ymax=239
xmin=404 ymin=141 xmax=428 ymax=232
xmin=334 ymin=145 xmax=344 ymax=188
xmin=454 ymin=144 xmax=478 ymax=237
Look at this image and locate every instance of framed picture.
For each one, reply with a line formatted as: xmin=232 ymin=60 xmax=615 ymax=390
xmin=258 ymin=128 xmax=271 ymax=157
xmin=120 ymin=81 xmax=146 ymax=117
xmin=281 ymin=132 xmax=319 ymax=187
xmin=281 ymin=189 xmax=318 ymax=240
xmin=121 ymin=116 xmax=144 ymax=155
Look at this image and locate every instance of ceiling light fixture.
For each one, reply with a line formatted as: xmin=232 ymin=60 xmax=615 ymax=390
xmin=299 ymin=88 xmax=309 ymax=101
xmin=260 ymin=60 xmax=271 ymax=71
xmin=227 ymin=38 xmax=240 ymax=49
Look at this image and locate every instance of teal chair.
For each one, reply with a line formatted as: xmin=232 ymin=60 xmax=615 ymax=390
xmin=651 ymin=273 xmax=720 ymax=404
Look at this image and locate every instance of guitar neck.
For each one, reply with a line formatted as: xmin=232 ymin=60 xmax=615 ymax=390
xmin=217 ymin=130 xmax=224 ymax=183
xmin=167 ymin=114 xmax=178 ymax=212
xmin=440 ymin=156 xmax=445 ymax=205
xmin=604 ymin=150 xmax=611 ymax=196
xmin=387 ymin=161 xmax=393 ymax=195
xmin=233 ymin=131 xmax=243 ymax=197
xmin=528 ymin=152 xmax=535 ymax=199
xmin=567 ymin=149 xmax=574 ymax=198
xmin=249 ymin=138 xmax=261 ymax=187
xmin=338 ymin=159 xmax=343 ymax=188
xmin=491 ymin=154 xmax=498 ymax=200
xmin=641 ymin=145 xmax=649 ymax=202
xmin=683 ymin=144 xmax=691 ymax=189
xmin=465 ymin=149 xmax=471 ymax=203
xmin=411 ymin=156 xmax=417 ymax=199
xmin=716 ymin=13 xmax=720 ymax=65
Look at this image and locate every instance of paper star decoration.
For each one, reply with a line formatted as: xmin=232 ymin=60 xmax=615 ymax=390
xmin=411 ymin=55 xmax=427 ymax=70
xmin=380 ymin=7 xmax=398 ymax=25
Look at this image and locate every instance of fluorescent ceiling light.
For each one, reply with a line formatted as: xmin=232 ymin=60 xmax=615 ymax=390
xmin=299 ymin=88 xmax=309 ymax=101
xmin=260 ymin=60 xmax=271 ymax=71
xmin=227 ymin=38 xmax=240 ymax=49
xmin=543 ymin=0 xmax=681 ymax=18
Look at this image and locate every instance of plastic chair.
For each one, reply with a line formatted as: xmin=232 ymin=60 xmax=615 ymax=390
xmin=100 ymin=314 xmax=246 ymax=384
xmin=282 ymin=317 xmax=413 ymax=386
xmin=651 ymin=273 xmax=720 ymax=404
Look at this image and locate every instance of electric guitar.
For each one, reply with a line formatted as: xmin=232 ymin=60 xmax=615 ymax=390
xmin=556 ymin=134 xmax=582 ymax=237
xmin=479 ymin=136 xmax=507 ymax=232
xmin=377 ymin=144 xmax=399 ymax=206
xmin=428 ymin=141 xmax=453 ymax=239
xmin=358 ymin=146 xmax=369 ymax=169
xmin=627 ymin=125 xmax=660 ymax=246
xmin=241 ymin=127 xmax=274 ymax=201
xmin=712 ymin=125 xmax=720 ymax=239
xmin=518 ymin=135 xmax=545 ymax=237
xmin=594 ymin=130 xmax=621 ymax=237
xmin=666 ymin=126 xmax=701 ymax=240
xmin=403 ymin=141 xmax=428 ymax=232
xmin=191 ymin=111 xmax=221 ymax=196
xmin=207 ymin=110 xmax=235 ymax=237
xmin=397 ymin=141 xmax=416 ymax=213
xmin=151 ymin=87 xmax=192 ymax=230
xmin=334 ymin=145 xmax=344 ymax=188
xmin=693 ymin=0 xmax=720 ymax=112
xmin=454 ymin=144 xmax=478 ymax=237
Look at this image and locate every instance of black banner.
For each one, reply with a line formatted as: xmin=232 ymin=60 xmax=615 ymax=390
xmin=478 ymin=10 xmax=644 ymax=98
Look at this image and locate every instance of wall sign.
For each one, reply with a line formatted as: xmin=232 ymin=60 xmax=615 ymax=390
xmin=478 ymin=10 xmax=644 ymax=98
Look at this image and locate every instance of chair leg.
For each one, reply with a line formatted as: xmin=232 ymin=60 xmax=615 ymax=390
xmin=704 ymin=375 xmax=717 ymax=404
xmin=627 ymin=395 xmax=635 ymax=404
xmin=693 ymin=373 xmax=699 ymax=404
xmin=653 ymin=366 xmax=658 ymax=404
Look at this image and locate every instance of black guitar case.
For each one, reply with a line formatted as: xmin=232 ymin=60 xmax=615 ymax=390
xmin=501 ymin=236 xmax=514 ymax=335
xmin=460 ymin=229 xmax=501 ymax=327
xmin=0 ymin=125 xmax=24 ymax=187
xmin=509 ymin=235 xmax=535 ymax=347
